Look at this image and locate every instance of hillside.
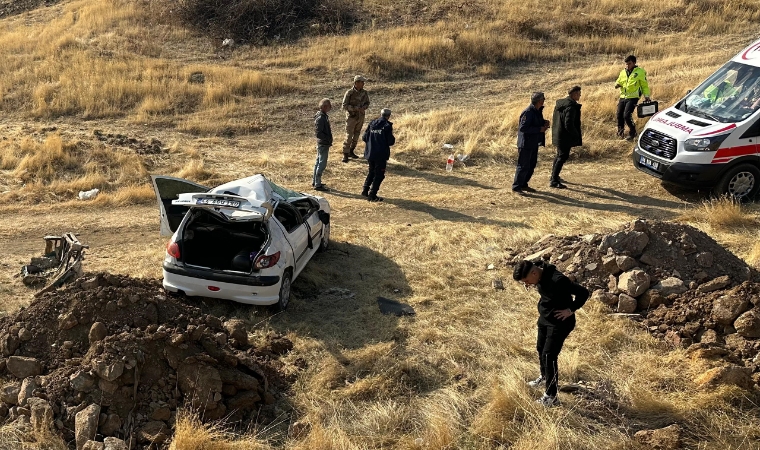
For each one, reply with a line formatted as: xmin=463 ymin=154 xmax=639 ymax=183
xmin=1 ymin=0 xmax=760 ymax=449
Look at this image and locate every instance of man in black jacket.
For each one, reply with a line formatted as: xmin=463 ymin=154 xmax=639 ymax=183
xmin=513 ymin=259 xmax=589 ymax=407
xmin=361 ymin=108 xmax=395 ymax=202
xmin=550 ymin=86 xmax=583 ymax=189
xmin=313 ymin=98 xmax=333 ymax=191
xmin=512 ymin=92 xmax=550 ymax=195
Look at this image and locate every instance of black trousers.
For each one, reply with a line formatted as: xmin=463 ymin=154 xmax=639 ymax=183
xmin=512 ymin=146 xmax=538 ymax=191
xmin=550 ymin=145 xmax=571 ymax=184
xmin=617 ymin=98 xmax=639 ymax=137
xmin=537 ymin=323 xmax=574 ymax=397
xmin=364 ymin=159 xmax=387 ymax=195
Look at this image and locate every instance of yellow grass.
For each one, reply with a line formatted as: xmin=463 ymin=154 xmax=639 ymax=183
xmin=679 ymin=197 xmax=760 ymax=230
xmin=170 ymin=411 xmax=272 ymax=450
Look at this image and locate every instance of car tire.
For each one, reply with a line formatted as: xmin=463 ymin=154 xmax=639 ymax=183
xmin=318 ymin=224 xmax=330 ymax=252
xmin=713 ymin=163 xmax=760 ymax=201
xmin=273 ymin=269 xmax=292 ymax=312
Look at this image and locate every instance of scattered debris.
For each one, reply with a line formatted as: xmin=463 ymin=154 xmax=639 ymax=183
xmin=20 ymin=233 xmax=87 ymax=295
xmin=377 ymin=297 xmax=415 ymax=316
xmin=93 ymin=130 xmax=165 ymax=155
xmin=78 ymin=188 xmax=99 ymax=201
xmin=492 ymin=278 xmax=504 ymax=290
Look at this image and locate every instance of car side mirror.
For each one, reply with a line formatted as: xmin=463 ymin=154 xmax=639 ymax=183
xmin=686 ymin=89 xmax=692 ymax=94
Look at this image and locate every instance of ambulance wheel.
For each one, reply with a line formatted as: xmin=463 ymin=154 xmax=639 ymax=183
xmin=714 ymin=164 xmax=760 ymax=202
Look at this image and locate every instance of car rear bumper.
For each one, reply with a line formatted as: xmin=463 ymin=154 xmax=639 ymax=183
xmin=632 ymin=146 xmax=723 ymax=188
xmin=163 ymin=264 xmax=281 ymax=305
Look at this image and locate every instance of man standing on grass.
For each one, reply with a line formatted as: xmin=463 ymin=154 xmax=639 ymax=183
xmin=550 ymin=86 xmax=583 ymax=189
xmin=312 ymin=98 xmax=332 ymax=191
xmin=615 ymin=55 xmax=651 ymax=140
xmin=342 ymin=75 xmax=371 ymax=163
xmin=512 ymin=92 xmax=550 ymax=195
xmin=361 ymin=108 xmax=395 ymax=202
xmin=513 ymin=259 xmax=589 ymax=407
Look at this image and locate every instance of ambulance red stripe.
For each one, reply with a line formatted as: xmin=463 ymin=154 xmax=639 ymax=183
xmin=694 ymin=124 xmax=736 ymax=136
xmin=710 ymin=144 xmax=757 ymax=163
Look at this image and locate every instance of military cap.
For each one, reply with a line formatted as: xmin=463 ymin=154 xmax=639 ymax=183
xmin=354 ymin=75 xmax=367 ymax=82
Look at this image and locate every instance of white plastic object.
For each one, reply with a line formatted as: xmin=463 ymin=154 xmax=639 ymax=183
xmin=445 ymin=154 xmax=455 ymax=172
xmin=78 ymin=188 xmax=100 ymax=200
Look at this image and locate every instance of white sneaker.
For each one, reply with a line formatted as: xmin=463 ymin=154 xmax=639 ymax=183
xmin=536 ymin=394 xmax=560 ymax=407
xmin=528 ymin=376 xmax=545 ymax=388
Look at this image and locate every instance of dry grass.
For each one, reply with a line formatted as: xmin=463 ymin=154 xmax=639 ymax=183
xmin=169 ymin=411 xmax=272 ymax=450
xmin=678 ymin=197 xmax=759 ymax=230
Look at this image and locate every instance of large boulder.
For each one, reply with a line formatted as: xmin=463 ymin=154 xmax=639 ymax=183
xmin=616 ymin=255 xmax=637 ymax=272
xmin=617 ymin=294 xmax=638 ymax=313
xmin=224 ymin=319 xmax=249 ymax=348
xmin=92 ymin=360 xmax=124 ymax=382
xmin=598 ymin=231 xmax=649 ymax=257
xmin=70 ymin=371 xmax=96 ymax=392
xmin=88 ymin=322 xmax=108 ymax=344
xmin=27 ymin=397 xmax=53 ymax=433
xmin=6 ymin=357 xmax=42 ymax=379
xmin=591 ymin=289 xmax=618 ymax=306
xmin=695 ymin=366 xmax=753 ymax=390
xmin=734 ymin=309 xmax=760 ymax=338
xmin=75 ymin=404 xmax=101 ymax=450
xmin=178 ymin=362 xmax=222 ymax=410
xmin=618 ymin=269 xmax=651 ymax=297
xmin=18 ymin=377 xmax=40 ymax=406
xmin=1 ymin=383 xmax=20 ymax=405
xmin=712 ymin=294 xmax=750 ymax=325
xmin=99 ymin=413 xmax=122 ymax=436
xmin=634 ymin=424 xmax=683 ymax=450
xmin=651 ymin=277 xmax=687 ymax=297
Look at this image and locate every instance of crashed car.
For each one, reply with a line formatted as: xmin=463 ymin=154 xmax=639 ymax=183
xmin=151 ymin=174 xmax=330 ymax=310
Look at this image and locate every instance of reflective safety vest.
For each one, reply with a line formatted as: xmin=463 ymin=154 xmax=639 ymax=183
xmin=617 ymin=66 xmax=651 ymax=99
xmin=704 ymin=80 xmax=737 ymax=103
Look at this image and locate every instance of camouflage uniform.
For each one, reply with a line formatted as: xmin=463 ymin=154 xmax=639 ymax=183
xmin=342 ymin=83 xmax=370 ymax=156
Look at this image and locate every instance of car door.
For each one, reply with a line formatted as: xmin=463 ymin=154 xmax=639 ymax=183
xmin=272 ymin=201 xmax=310 ymax=277
xmin=151 ymin=176 xmax=211 ymax=236
xmin=289 ymin=197 xmax=323 ymax=262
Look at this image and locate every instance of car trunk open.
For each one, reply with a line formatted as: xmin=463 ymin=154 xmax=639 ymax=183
xmin=179 ymin=209 xmax=268 ymax=272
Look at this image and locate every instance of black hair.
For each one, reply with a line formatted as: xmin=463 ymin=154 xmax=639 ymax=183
xmin=568 ymin=85 xmax=582 ymax=95
xmin=625 ymin=55 xmax=637 ymax=63
xmin=512 ymin=260 xmax=534 ymax=281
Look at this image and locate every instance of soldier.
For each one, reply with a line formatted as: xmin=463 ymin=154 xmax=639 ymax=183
xmin=361 ymin=108 xmax=395 ymax=202
xmin=312 ymin=98 xmax=333 ymax=191
xmin=342 ymin=75 xmax=371 ymax=163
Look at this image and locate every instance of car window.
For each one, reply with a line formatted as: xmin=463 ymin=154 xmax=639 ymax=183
xmin=289 ymin=198 xmax=319 ymax=220
xmin=273 ymin=202 xmax=304 ymax=233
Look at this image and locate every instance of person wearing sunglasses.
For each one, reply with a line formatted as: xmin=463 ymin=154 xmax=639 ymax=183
xmin=513 ymin=259 xmax=589 ymax=407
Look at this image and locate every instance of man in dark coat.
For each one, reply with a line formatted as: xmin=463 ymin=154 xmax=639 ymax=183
xmin=361 ymin=108 xmax=395 ymax=202
xmin=312 ymin=98 xmax=333 ymax=191
xmin=512 ymin=92 xmax=550 ymax=195
xmin=550 ymin=86 xmax=583 ymax=189
xmin=513 ymin=259 xmax=589 ymax=407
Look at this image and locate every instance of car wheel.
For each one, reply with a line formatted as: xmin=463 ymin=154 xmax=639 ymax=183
xmin=713 ymin=164 xmax=760 ymax=201
xmin=318 ymin=224 xmax=330 ymax=252
xmin=274 ymin=269 xmax=292 ymax=312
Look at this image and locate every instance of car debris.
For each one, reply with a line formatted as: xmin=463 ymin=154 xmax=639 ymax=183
xmin=19 ymin=233 xmax=87 ymax=296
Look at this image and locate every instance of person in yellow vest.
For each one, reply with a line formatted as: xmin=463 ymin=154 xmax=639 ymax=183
xmin=615 ymin=55 xmax=651 ymax=140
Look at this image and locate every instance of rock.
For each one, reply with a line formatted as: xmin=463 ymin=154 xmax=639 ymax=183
xmin=27 ymin=397 xmax=53 ymax=433
xmin=492 ymin=278 xmax=504 ymax=290
xmin=618 ymin=269 xmax=651 ymax=297
xmin=0 ymin=333 xmax=20 ymax=357
xmin=695 ymin=252 xmax=714 ymax=267
xmin=652 ymin=277 xmax=687 ymax=297
xmin=526 ymin=247 xmax=554 ymax=262
xmin=711 ymin=294 xmax=750 ymax=325
xmin=150 ymin=407 xmax=171 ymax=422
xmin=695 ymin=366 xmax=753 ymax=390
xmin=138 ymin=421 xmax=169 ymax=444
xmin=218 ymin=368 xmax=259 ymax=391
xmin=89 ymin=322 xmax=107 ymax=344
xmin=698 ymin=275 xmax=731 ymax=293
xmin=178 ymin=363 xmax=222 ymax=410
xmin=58 ymin=312 xmax=78 ymax=330
xmin=18 ymin=377 xmax=40 ymax=406
xmin=615 ymin=255 xmax=637 ymax=272
xmin=617 ymin=294 xmax=638 ymax=313
xmin=607 ymin=274 xmax=618 ymax=293
xmin=1 ymin=383 xmax=20 ymax=405
xmin=591 ymin=289 xmax=617 ymax=306
xmin=699 ymin=329 xmax=721 ymax=345
xmin=601 ymin=256 xmax=621 ymax=275
xmin=99 ymin=413 xmax=121 ymax=436
xmin=486 ymin=263 xmax=495 ymax=270
xmin=82 ymin=441 xmax=105 ymax=450
xmin=98 ymin=378 xmax=120 ymax=394
xmin=638 ymin=252 xmax=659 ymax=267
xmin=75 ymin=404 xmax=101 ymax=450
xmin=734 ymin=309 xmax=760 ymax=338
xmin=634 ymin=424 xmax=683 ymax=450
xmin=631 ymin=219 xmax=648 ymax=232
xmin=80 ymin=277 xmax=100 ymax=290
xmin=637 ymin=289 xmax=666 ymax=310
xmin=679 ymin=233 xmax=697 ymax=255
xmin=598 ymin=231 xmax=649 ymax=257
xmin=223 ymin=320 xmax=247 ymax=347
xmin=92 ymin=360 xmax=124 ymax=382
xmin=103 ymin=437 xmax=128 ymax=450
xmin=18 ymin=328 xmax=32 ymax=342
xmin=585 ymin=262 xmax=598 ymax=271
xmin=227 ymin=390 xmax=261 ymax=411
xmin=6 ymin=357 xmax=42 ymax=379
xmin=70 ymin=371 xmax=96 ymax=392
xmin=664 ymin=330 xmax=684 ymax=348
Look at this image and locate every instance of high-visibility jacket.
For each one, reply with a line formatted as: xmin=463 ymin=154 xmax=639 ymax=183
xmin=704 ymin=80 xmax=737 ymax=103
xmin=616 ymin=66 xmax=650 ymax=99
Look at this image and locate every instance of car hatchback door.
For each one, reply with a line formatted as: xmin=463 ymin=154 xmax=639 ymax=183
xmin=151 ymin=176 xmax=211 ymax=236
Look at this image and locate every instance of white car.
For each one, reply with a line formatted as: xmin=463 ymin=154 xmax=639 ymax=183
xmin=151 ymin=174 xmax=330 ymax=310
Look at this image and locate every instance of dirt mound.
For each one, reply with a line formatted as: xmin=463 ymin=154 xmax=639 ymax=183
xmin=0 ymin=273 xmax=293 ymax=448
xmin=508 ymin=219 xmax=760 ymax=389
xmin=0 ymin=0 xmax=59 ymax=18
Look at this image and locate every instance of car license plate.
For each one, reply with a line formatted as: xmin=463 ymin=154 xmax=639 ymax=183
xmin=196 ymin=198 xmax=241 ymax=208
xmin=639 ymin=155 xmax=660 ymax=171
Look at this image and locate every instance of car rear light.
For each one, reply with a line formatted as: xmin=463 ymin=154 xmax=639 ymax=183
xmin=207 ymin=286 xmax=220 ymax=292
xmin=254 ymin=251 xmax=280 ymax=269
xmin=167 ymin=241 xmax=180 ymax=259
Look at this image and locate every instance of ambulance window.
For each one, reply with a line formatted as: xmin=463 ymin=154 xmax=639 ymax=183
xmin=740 ymin=118 xmax=760 ymax=139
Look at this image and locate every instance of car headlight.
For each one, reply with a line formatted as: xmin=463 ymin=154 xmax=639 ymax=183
xmin=684 ymin=134 xmax=729 ymax=152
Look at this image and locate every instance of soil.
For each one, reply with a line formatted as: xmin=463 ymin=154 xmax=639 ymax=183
xmin=0 ymin=272 xmax=293 ymax=448
xmin=508 ymin=219 xmax=760 ymax=387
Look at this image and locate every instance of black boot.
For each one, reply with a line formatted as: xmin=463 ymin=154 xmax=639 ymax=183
xmin=361 ymin=187 xmax=369 ymax=197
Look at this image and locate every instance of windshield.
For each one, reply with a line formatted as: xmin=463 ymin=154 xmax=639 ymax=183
xmin=678 ymin=61 xmax=760 ymax=123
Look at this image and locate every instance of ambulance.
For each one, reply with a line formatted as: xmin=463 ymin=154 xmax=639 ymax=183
xmin=633 ymin=37 xmax=760 ymax=200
